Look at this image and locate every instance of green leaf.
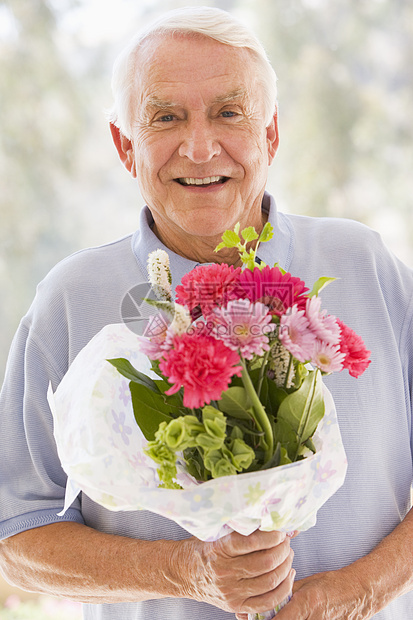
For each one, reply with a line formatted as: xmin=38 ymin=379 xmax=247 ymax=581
xmin=279 ymin=446 xmax=292 ymax=465
xmin=154 ymin=378 xmax=182 ymax=401
xmin=277 ymin=370 xmax=325 ymax=451
xmin=153 ymin=381 xmax=185 ymax=414
xmin=258 ymin=222 xmax=274 ymax=243
xmin=308 ymin=276 xmax=337 ymax=297
xmin=221 ymin=229 xmax=241 ymax=248
xmin=273 ymin=418 xmax=299 ymax=461
xmin=273 ymin=262 xmax=287 ymax=275
xmin=291 ymin=362 xmax=309 ymax=390
xmin=241 ymin=226 xmax=259 ymax=243
xmin=224 ymin=416 xmax=264 ymax=437
xmin=184 ymin=447 xmax=208 ymax=481
xmin=246 ymin=367 xmax=262 ymax=390
xmin=265 ymin=380 xmax=289 ymax=418
xmin=107 ymin=358 xmax=159 ymax=392
xmin=261 ymin=441 xmax=281 ymax=470
xmin=240 ymin=249 xmax=256 ymax=271
xmin=234 ymin=222 xmax=240 ymax=235
xmin=217 ymin=386 xmax=253 ymax=420
xmin=304 ymin=437 xmax=317 ymax=453
xmin=214 ymin=241 xmax=226 ymax=253
xmin=129 ymin=381 xmax=174 ymax=441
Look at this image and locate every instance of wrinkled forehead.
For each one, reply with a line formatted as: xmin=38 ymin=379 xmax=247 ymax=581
xmin=130 ymin=33 xmax=261 ymax=110
xmin=127 ymin=34 xmax=262 ymax=121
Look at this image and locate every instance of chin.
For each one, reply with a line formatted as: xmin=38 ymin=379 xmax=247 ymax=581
xmin=179 ymin=212 xmax=235 ymax=239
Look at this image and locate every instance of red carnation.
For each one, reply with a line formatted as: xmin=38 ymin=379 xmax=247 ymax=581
xmin=159 ymin=332 xmax=242 ymax=409
xmin=236 ymin=265 xmax=309 ymax=316
xmin=175 ymin=263 xmax=241 ymax=318
xmin=336 ymin=319 xmax=371 ymax=378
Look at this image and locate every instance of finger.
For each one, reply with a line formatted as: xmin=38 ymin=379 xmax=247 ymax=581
xmin=273 ymin=587 xmax=310 ymax=620
xmin=240 ymin=548 xmax=294 ymax=600
xmin=232 ymin=540 xmax=292 ymax=580
xmin=217 ymin=529 xmax=288 ymax=557
xmin=242 ymin=567 xmax=296 ymax=614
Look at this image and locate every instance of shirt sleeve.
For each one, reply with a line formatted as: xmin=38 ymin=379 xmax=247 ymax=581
xmin=400 ymin=294 xmax=413 ymax=460
xmin=0 ymin=315 xmax=84 ymax=540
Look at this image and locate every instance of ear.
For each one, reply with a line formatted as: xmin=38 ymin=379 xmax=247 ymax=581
xmin=109 ymin=122 xmax=137 ymax=178
xmin=266 ymin=109 xmax=279 ymax=165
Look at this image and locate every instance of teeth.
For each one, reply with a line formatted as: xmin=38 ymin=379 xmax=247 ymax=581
xmin=180 ymin=176 xmax=224 ymax=186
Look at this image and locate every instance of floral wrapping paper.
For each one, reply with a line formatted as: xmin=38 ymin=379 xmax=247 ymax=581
xmin=49 ymin=323 xmax=347 ymax=542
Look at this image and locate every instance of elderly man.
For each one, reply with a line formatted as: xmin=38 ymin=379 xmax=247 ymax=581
xmin=1 ymin=6 xmax=413 ymax=620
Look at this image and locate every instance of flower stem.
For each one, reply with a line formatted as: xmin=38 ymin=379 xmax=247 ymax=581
xmin=240 ymin=357 xmax=273 ymax=461
xmin=292 ymin=369 xmax=319 ymax=462
xmin=256 ymin=347 xmax=271 ymax=399
xmin=284 ymin=353 xmax=294 ymax=390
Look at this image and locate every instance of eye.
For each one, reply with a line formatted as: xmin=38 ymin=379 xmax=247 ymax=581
xmin=156 ymin=114 xmax=175 ymax=123
xmin=221 ymin=110 xmax=238 ymax=118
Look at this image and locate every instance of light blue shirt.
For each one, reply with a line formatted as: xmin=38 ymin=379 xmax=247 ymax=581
xmin=1 ymin=193 xmax=413 ymax=619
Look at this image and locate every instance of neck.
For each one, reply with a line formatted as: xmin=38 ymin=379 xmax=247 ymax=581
xmin=151 ymin=210 xmax=268 ymax=266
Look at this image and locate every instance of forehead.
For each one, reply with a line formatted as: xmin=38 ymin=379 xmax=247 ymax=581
xmin=134 ymin=34 xmax=259 ymax=107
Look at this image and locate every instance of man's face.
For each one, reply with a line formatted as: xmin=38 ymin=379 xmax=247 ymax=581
xmin=118 ymin=34 xmax=278 ymax=241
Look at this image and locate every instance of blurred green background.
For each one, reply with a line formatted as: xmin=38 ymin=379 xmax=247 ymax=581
xmin=1 ymin=0 xmax=412 ymax=615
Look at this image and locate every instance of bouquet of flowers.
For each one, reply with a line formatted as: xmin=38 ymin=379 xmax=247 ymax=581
xmin=49 ymin=222 xmax=370 ymax=619
xmin=108 ymin=222 xmax=369 ymax=491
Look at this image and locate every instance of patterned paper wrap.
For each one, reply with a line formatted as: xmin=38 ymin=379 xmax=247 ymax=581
xmin=49 ymin=323 xmax=348 ymax=542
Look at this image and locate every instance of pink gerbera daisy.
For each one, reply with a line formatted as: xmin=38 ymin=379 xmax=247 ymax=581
xmin=137 ymin=315 xmax=169 ymax=359
xmin=159 ymin=332 xmax=242 ymax=409
xmin=311 ymin=340 xmax=345 ymax=373
xmin=175 ymin=263 xmax=241 ymax=318
xmin=278 ymin=305 xmax=317 ymax=362
xmin=236 ymin=265 xmax=309 ymax=316
xmin=336 ymin=319 xmax=371 ymax=378
xmin=305 ymin=296 xmax=340 ymax=345
xmin=212 ymin=299 xmax=276 ymax=360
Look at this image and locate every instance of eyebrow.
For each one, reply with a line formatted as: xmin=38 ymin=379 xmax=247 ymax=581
xmin=213 ymin=88 xmax=249 ymax=104
xmin=144 ymin=88 xmax=249 ymax=113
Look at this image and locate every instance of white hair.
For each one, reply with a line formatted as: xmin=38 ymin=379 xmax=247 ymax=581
xmin=108 ymin=6 xmax=278 ymax=139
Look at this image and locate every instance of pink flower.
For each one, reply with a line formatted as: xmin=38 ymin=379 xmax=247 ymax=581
xmin=137 ymin=315 xmax=169 ymax=359
xmin=336 ymin=319 xmax=371 ymax=378
xmin=159 ymin=332 xmax=242 ymax=409
xmin=175 ymin=263 xmax=241 ymax=317
xmin=305 ymin=296 xmax=340 ymax=345
xmin=137 ymin=336 xmax=165 ymax=360
xmin=211 ymin=299 xmax=276 ymax=360
xmin=236 ymin=265 xmax=308 ymax=316
xmin=311 ymin=340 xmax=345 ymax=373
xmin=279 ymin=305 xmax=317 ymax=362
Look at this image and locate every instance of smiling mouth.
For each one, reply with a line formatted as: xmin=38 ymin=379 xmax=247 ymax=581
xmin=175 ymin=176 xmax=228 ymax=187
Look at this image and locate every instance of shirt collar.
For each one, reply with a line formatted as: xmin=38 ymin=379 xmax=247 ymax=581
xmin=131 ymin=191 xmax=294 ymax=292
xmin=256 ymin=192 xmax=294 ymax=271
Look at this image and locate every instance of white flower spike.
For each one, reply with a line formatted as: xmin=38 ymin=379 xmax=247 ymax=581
xmin=147 ymin=249 xmax=172 ymax=301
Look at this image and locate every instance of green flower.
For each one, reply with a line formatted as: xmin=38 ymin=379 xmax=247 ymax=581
xmin=163 ymin=418 xmax=187 ymax=450
xmin=204 ymin=448 xmax=238 ymax=478
xmin=202 ymin=406 xmax=227 ymax=440
xmin=196 ymin=432 xmax=225 ymax=450
xmin=228 ymin=438 xmax=255 ymax=471
xmin=161 ymin=416 xmax=204 ymax=451
xmin=145 ymin=440 xmax=175 ymax=465
xmin=184 ymin=415 xmax=205 ymax=438
xmin=158 ymin=462 xmax=181 ymax=489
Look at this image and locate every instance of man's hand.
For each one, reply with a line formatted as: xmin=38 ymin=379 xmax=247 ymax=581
xmin=173 ymin=529 xmax=295 ymax=615
xmin=254 ymin=566 xmax=375 ymax=620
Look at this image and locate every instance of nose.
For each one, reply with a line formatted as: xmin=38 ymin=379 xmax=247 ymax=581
xmin=178 ymin=118 xmax=221 ymax=163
